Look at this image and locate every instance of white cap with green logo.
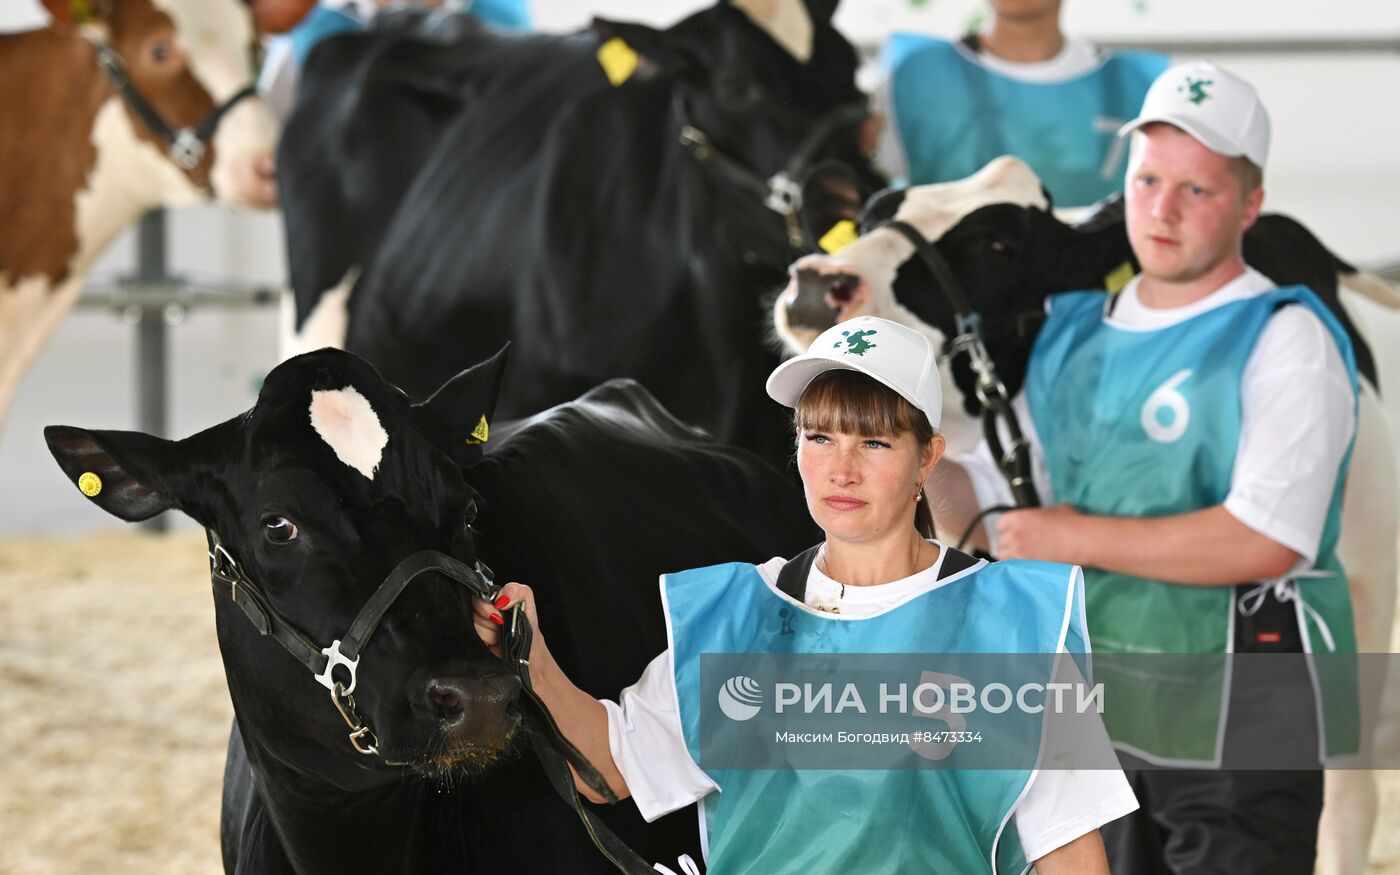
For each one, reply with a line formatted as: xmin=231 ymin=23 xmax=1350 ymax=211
xmin=1119 ymin=61 xmax=1271 ymax=168
xmin=765 ymin=316 xmax=942 ymax=430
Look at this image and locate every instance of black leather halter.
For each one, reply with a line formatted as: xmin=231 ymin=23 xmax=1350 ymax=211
xmin=675 ymin=92 xmax=869 ymax=250
xmin=880 ymin=219 xmax=1042 ymax=513
xmin=208 ymin=533 xmax=499 ymax=757
xmin=92 ymin=41 xmax=257 ymax=172
xmin=207 ymin=532 xmax=657 ymax=874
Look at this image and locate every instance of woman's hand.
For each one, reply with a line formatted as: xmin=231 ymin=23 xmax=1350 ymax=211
xmin=473 ymin=581 xmax=544 ymax=662
xmin=472 ymin=581 xmax=630 ymax=802
xmin=995 ymin=504 xmax=1088 ymax=564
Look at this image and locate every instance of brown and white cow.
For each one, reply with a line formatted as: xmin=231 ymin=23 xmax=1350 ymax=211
xmin=773 ymin=156 xmax=1400 ymax=875
xmin=0 ymin=0 xmax=308 ymax=431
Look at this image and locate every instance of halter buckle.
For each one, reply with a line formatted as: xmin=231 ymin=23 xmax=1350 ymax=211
xmin=764 ymin=172 xmax=802 ymax=216
xmin=315 ymin=639 xmax=360 ymax=696
xmin=331 ymin=683 xmax=379 ymax=755
xmin=678 ymin=125 xmax=710 ymax=159
xmin=169 ymin=129 xmax=205 ymax=170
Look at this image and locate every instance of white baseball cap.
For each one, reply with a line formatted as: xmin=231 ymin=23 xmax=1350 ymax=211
xmin=1119 ymin=61 xmax=1271 ymax=168
xmin=766 ymin=316 xmax=942 ymax=430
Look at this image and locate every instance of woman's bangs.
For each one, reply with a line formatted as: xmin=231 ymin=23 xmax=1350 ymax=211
xmin=794 ymin=370 xmax=918 ymax=437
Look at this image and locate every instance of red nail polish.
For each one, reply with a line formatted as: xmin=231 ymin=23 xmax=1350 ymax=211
xmin=489 ymin=613 xmax=504 ymax=625
xmin=494 ymin=595 xmax=510 ymax=609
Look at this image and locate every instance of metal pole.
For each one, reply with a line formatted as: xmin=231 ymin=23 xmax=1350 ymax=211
xmin=135 ymin=209 xmax=169 ymax=533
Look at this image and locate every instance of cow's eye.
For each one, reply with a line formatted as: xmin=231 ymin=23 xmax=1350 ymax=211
xmin=262 ymin=515 xmax=300 ymax=544
xmin=150 ymin=42 xmax=172 ymax=64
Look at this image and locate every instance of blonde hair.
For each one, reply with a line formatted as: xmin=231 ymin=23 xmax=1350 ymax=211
xmin=1226 ymin=155 xmax=1263 ymax=197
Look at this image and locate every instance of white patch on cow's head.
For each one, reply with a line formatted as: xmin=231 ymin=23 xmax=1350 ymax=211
xmin=309 ymin=386 xmax=389 ymax=480
xmin=775 ymin=156 xmax=1051 ymax=347
xmin=731 ymin=0 xmax=813 ymax=62
xmin=150 ymin=0 xmax=279 ymax=208
xmin=771 ymin=157 xmax=1051 ymax=451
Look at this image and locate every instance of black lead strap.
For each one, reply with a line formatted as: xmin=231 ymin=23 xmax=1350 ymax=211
xmin=878 ymin=218 xmax=1041 ymax=512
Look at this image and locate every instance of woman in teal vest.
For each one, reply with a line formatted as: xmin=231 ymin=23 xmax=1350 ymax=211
xmin=475 ymin=316 xmax=1135 ymax=874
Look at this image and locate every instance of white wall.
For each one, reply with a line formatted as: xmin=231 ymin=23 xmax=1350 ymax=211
xmin=2 ymin=1 xmax=1398 ymax=533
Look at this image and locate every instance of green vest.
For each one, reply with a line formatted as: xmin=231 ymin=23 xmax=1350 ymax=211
xmin=1026 ymin=287 xmax=1359 ymax=763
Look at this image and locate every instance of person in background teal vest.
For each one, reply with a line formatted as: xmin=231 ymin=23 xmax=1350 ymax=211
xmin=474 ymin=315 xmax=1136 ymax=874
xmin=257 ymin=0 xmax=532 ymax=120
xmin=934 ymin=62 xmax=1359 ymax=874
xmin=873 ymin=0 xmax=1167 ymax=208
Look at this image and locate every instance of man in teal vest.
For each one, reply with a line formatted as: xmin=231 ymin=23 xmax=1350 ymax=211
xmin=936 ymin=62 xmax=1359 ymax=873
xmin=873 ymin=0 xmax=1167 ymax=207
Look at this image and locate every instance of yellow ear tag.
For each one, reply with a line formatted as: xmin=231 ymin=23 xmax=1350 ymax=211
xmin=78 ymin=472 xmax=102 ymax=497
xmin=596 ymin=37 xmax=639 ymax=87
xmin=818 ymin=220 xmax=859 ymax=254
xmin=69 ymin=0 xmax=98 ymax=25
xmin=466 ymin=415 xmax=490 ymax=446
xmin=1104 ymin=260 xmax=1135 ymax=295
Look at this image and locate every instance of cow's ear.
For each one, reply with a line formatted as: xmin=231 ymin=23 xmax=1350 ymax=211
xmin=42 ymin=0 xmax=108 ymax=27
xmin=591 ymin=19 xmax=694 ymax=81
xmin=44 ymin=426 xmax=182 ymax=522
xmin=413 ymin=344 xmax=510 ymax=467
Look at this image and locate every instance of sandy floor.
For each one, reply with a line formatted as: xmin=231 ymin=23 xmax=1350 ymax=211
xmin=0 ymin=530 xmax=1397 ymax=874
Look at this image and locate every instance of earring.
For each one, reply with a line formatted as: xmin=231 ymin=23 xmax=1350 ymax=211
xmin=914 ymin=486 xmax=923 ymax=502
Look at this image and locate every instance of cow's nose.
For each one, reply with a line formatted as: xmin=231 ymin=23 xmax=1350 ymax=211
xmin=254 ymin=153 xmax=276 ymax=181
xmin=424 ymin=674 xmax=521 ymax=736
xmin=785 ymin=268 xmax=860 ymax=332
xmin=427 ymin=681 xmax=465 ymax=721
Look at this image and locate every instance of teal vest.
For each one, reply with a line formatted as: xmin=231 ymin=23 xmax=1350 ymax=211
xmin=886 ymin=35 xmax=1168 ymax=206
xmin=664 ymin=556 xmax=1085 ymax=874
xmin=1025 ymin=286 xmax=1359 ymax=763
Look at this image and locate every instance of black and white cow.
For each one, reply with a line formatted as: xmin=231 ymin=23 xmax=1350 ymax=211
xmin=46 ymin=348 xmax=817 ymax=873
xmin=772 ymin=156 xmax=1400 ymax=875
xmin=277 ymin=0 xmax=880 ymax=467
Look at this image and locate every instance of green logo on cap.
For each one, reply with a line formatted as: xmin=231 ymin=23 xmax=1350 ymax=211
xmin=1179 ymin=76 xmax=1213 ymax=105
xmin=835 ymin=329 xmax=878 ymax=356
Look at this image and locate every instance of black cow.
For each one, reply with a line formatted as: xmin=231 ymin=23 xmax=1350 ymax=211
xmin=278 ymin=0 xmax=880 ymax=468
xmin=46 ymin=348 xmax=817 ymax=874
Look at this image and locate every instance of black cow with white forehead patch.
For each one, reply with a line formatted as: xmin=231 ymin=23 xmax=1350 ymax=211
xmin=46 ymin=348 xmax=816 ymax=873
xmin=279 ymin=0 xmax=880 ymax=468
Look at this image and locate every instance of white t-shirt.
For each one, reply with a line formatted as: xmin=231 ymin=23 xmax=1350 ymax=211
xmin=602 ymin=543 xmax=1139 ymax=867
xmin=873 ymin=37 xmax=1105 ymax=183
xmin=954 ymin=268 xmax=1357 ymax=564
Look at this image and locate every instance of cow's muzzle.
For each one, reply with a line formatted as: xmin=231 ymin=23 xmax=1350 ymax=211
xmin=425 ymin=672 xmax=522 ymax=750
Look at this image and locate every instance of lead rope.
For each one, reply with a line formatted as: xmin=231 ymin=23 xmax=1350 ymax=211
xmin=500 ymin=604 xmax=658 ymax=875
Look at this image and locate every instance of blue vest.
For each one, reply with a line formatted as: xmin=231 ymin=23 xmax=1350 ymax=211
xmin=1025 ymin=286 xmax=1359 ymax=762
xmin=664 ymin=557 xmax=1085 ymax=874
xmin=286 ymin=0 xmax=533 ymax=68
xmin=885 ymin=35 xmax=1168 ymax=206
